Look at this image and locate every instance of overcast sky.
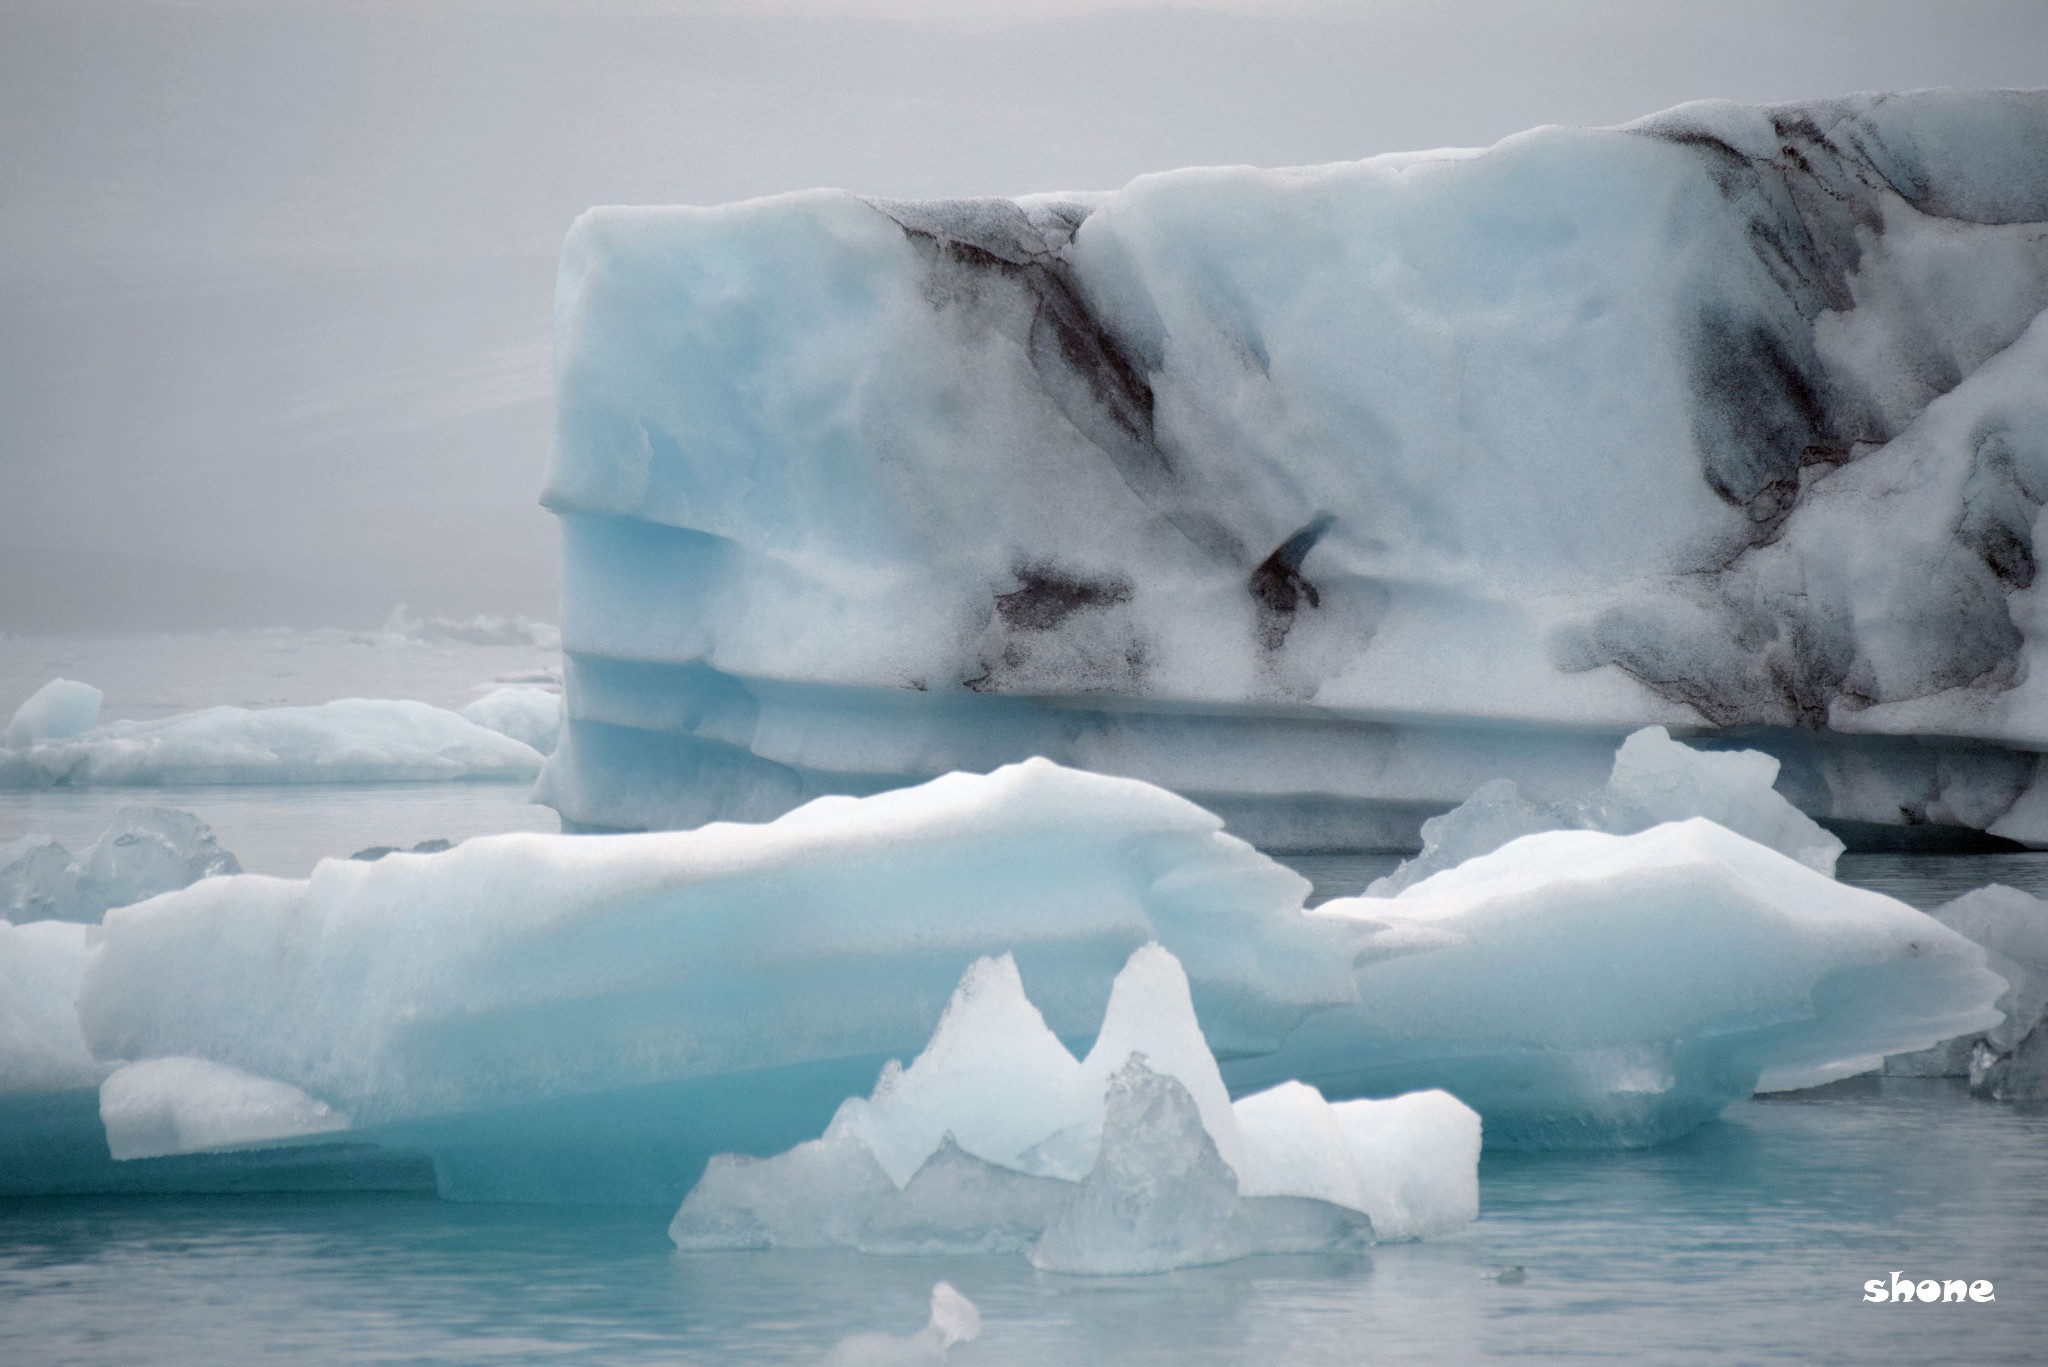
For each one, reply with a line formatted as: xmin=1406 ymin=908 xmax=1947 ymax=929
xmin=3 ymin=0 xmax=2044 ymax=631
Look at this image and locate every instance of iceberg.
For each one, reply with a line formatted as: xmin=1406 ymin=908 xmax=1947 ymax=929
xmin=458 ymin=683 xmax=562 ymax=755
xmin=77 ymin=760 xmax=1344 ymax=1204
xmin=672 ymin=945 xmax=1462 ymax=1270
xmin=1882 ymin=884 xmax=2048 ymax=1099
xmin=542 ymin=91 xmax=2048 ymax=851
xmin=6 ymin=762 xmax=1991 ymax=1201
xmin=1368 ymin=726 xmax=1842 ymax=895
xmin=0 ymin=685 xmax=543 ymax=787
xmin=1228 ymin=818 xmax=2007 ymax=1142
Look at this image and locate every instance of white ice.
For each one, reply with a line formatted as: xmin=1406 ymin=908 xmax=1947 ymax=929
xmin=1369 ymin=727 xmax=1843 ymax=895
xmin=0 ymin=919 xmax=101 ymax=1095
xmin=3 ymin=678 xmax=103 ymax=748
xmin=671 ymin=944 xmax=1476 ymax=1270
xmin=99 ymin=1056 xmax=351 ymax=1161
xmin=1242 ymin=819 xmax=2005 ymax=1139
xmin=459 ymin=684 xmax=562 ymax=755
xmin=0 ymin=684 xmax=544 ymax=786
xmin=2 ymin=762 xmax=1993 ymax=1200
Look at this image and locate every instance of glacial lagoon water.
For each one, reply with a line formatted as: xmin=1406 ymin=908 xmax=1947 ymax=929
xmin=1 ymin=1078 xmax=2041 ymax=1365
xmin=1 ymin=839 xmax=2044 ymax=1363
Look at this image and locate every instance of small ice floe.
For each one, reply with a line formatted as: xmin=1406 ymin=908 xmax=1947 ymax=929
xmin=821 ymin=1281 xmax=980 ymax=1365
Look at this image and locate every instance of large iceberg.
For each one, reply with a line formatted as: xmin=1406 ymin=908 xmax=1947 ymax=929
xmin=0 ymin=684 xmax=543 ymax=786
xmin=540 ymin=91 xmax=2048 ymax=851
xmin=670 ymin=945 xmax=1475 ymax=1270
xmin=15 ymin=761 xmax=1992 ymax=1203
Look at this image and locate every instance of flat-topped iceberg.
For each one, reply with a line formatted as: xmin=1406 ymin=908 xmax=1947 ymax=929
xmin=6 ymin=763 xmax=1999 ymax=1200
xmin=671 ymin=945 xmax=1478 ymax=1270
xmin=543 ymin=90 xmax=2048 ymax=851
xmin=0 ymin=685 xmax=543 ymax=787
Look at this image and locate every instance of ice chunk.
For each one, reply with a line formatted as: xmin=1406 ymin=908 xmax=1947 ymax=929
xmin=1370 ymin=727 xmax=1842 ymax=895
xmin=80 ymin=760 xmax=1346 ymax=1205
xmin=0 ymin=919 xmax=102 ymax=1094
xmin=0 ymin=695 xmax=543 ymax=786
xmin=1233 ymin=818 xmax=2007 ymax=1146
xmin=1883 ymin=884 xmax=2048 ymax=1098
xmin=823 ymin=1282 xmax=980 ymax=1366
xmin=674 ymin=945 xmax=1464 ymax=1268
xmin=3 ymin=678 xmax=102 ymax=747
xmin=99 ymin=1056 xmax=350 ymax=1161
xmin=1 ymin=808 xmax=241 ymax=925
xmin=0 ymin=835 xmax=86 ymax=922
xmin=1028 ymin=1058 xmax=1370 ymax=1275
xmin=459 ymin=684 xmax=562 ymax=755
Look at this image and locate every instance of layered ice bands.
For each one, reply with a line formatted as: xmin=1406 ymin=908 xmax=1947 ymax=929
xmin=543 ymin=90 xmax=2048 ymax=850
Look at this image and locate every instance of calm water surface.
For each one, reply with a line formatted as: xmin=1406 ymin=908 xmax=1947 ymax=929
xmin=3 ymin=1080 xmax=2042 ymax=1365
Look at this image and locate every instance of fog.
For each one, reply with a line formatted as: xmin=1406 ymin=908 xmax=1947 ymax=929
xmin=3 ymin=0 xmax=2042 ymax=632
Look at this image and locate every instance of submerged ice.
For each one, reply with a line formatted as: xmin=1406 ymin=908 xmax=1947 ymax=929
xmin=670 ymin=945 xmax=1471 ymax=1271
xmin=542 ymin=90 xmax=2048 ymax=852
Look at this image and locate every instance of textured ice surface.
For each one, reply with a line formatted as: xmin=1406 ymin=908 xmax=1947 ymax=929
xmin=0 ymin=688 xmax=543 ymax=786
xmin=3 ymin=678 xmax=102 ymax=748
xmin=11 ymin=763 xmax=1995 ymax=1199
xmin=1370 ymin=727 xmax=1842 ymax=894
xmin=78 ymin=761 xmax=1342 ymax=1203
xmin=0 ymin=919 xmax=99 ymax=1094
xmin=458 ymin=684 xmax=561 ymax=755
xmin=543 ymin=91 xmax=2048 ymax=851
xmin=673 ymin=946 xmax=1424 ymax=1271
xmin=1 ymin=807 xmax=241 ymax=924
xmin=1229 ymin=819 xmax=2007 ymax=1144
xmin=1883 ymin=884 xmax=2048 ymax=1099
xmin=99 ymin=1056 xmax=350 ymax=1161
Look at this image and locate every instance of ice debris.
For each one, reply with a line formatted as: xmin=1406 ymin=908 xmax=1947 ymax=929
xmin=100 ymin=1056 xmax=351 ymax=1161
xmin=0 ymin=683 xmax=543 ymax=787
xmin=1883 ymin=884 xmax=2048 ymax=1101
xmin=458 ymin=684 xmax=561 ymax=755
xmin=1 ymin=807 xmax=240 ymax=923
xmin=822 ymin=1282 xmax=980 ymax=1366
xmin=671 ymin=945 xmax=1474 ymax=1271
xmin=1368 ymin=727 xmax=1843 ymax=895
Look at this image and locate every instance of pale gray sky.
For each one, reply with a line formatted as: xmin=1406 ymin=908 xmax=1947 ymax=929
xmin=3 ymin=0 xmax=2044 ymax=631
